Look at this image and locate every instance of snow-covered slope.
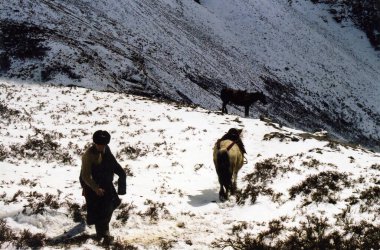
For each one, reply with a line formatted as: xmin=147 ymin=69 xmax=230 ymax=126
xmin=0 ymin=0 xmax=379 ymax=149
xmin=0 ymin=81 xmax=379 ymax=249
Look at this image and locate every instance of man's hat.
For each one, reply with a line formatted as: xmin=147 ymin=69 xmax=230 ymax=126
xmin=93 ymin=130 xmax=111 ymax=145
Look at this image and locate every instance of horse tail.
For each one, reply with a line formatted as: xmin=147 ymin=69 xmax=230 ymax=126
xmin=216 ymin=149 xmax=232 ymax=188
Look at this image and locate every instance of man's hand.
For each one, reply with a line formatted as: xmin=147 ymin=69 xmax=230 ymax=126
xmin=95 ymin=188 xmax=105 ymax=196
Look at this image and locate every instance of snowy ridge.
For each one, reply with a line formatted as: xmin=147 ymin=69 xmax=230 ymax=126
xmin=0 ymin=80 xmax=379 ymax=249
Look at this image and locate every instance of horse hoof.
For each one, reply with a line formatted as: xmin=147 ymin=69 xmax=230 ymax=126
xmin=219 ymin=195 xmax=228 ymax=202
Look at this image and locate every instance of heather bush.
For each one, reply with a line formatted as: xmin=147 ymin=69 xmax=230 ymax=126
xmin=211 ymin=215 xmax=380 ymax=249
xmin=289 ymin=171 xmax=350 ymax=204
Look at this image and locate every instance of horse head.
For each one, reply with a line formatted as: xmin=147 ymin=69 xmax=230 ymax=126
xmin=226 ymin=128 xmax=242 ymax=138
xmin=250 ymin=91 xmax=267 ymax=105
xmin=259 ymin=92 xmax=268 ymax=105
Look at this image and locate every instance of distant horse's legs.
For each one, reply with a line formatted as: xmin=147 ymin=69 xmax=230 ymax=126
xmin=244 ymin=106 xmax=249 ymax=117
xmin=222 ymin=102 xmax=228 ymax=114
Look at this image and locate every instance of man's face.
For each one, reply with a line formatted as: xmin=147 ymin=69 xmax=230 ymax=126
xmin=95 ymin=144 xmax=106 ymax=152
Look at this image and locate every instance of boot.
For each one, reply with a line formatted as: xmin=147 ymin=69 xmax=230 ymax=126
xmin=103 ymin=235 xmax=114 ymax=245
xmin=95 ymin=223 xmax=107 ymax=240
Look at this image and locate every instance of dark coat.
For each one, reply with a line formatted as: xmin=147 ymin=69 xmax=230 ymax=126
xmin=80 ymin=145 xmax=126 ymax=225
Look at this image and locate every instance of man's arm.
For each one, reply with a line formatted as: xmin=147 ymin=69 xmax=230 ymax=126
xmin=81 ymin=153 xmax=100 ymax=192
xmin=111 ymin=153 xmax=126 ymax=195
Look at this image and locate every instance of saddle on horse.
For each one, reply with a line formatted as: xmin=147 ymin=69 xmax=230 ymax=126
xmin=217 ymin=128 xmax=246 ymax=155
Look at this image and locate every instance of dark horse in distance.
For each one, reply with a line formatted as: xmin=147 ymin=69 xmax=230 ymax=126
xmin=213 ymin=128 xmax=246 ymax=201
xmin=221 ymin=88 xmax=267 ymax=117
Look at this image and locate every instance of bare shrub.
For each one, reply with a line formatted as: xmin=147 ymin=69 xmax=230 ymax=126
xmin=124 ymin=165 xmax=134 ymax=177
xmin=159 ymin=238 xmax=177 ymax=250
xmin=119 ymin=115 xmax=131 ymax=126
xmin=19 ymin=178 xmax=38 ymax=187
xmin=46 ymin=232 xmax=138 ymax=249
xmin=301 ymin=158 xmax=321 ymax=169
xmin=346 ymin=221 xmax=380 ymax=249
xmin=138 ymin=200 xmax=170 ymax=222
xmin=0 ymin=145 xmax=8 ymax=161
xmin=345 ymin=195 xmax=359 ymax=205
xmin=236 ymin=185 xmax=274 ymax=205
xmin=9 ymin=136 xmax=54 ymax=160
xmin=236 ymin=158 xmax=284 ymax=205
xmin=23 ymin=201 xmax=46 ymax=215
xmin=325 ymin=141 xmax=340 ymax=150
xmin=211 ymin=232 xmax=267 ymax=249
xmin=117 ymin=145 xmax=149 ymax=160
xmin=66 ymin=202 xmax=84 ymax=223
xmin=0 ymin=219 xmax=16 ymax=245
xmin=111 ymin=240 xmax=138 ymax=250
xmin=212 ymin=215 xmax=380 ymax=249
xmin=263 ymin=132 xmax=299 ymax=142
xmin=16 ymin=230 xmax=46 ymax=249
xmin=359 ymin=186 xmax=380 ymax=211
xmin=231 ymin=222 xmax=248 ymax=234
xmin=43 ymin=194 xmax=60 ymax=209
xmin=249 ymin=158 xmax=280 ymax=183
xmin=116 ymin=203 xmax=136 ymax=224
xmin=6 ymin=190 xmax=24 ymax=204
xmin=0 ymin=103 xmax=22 ymax=121
xmin=289 ymin=171 xmax=350 ymax=205
xmin=46 ymin=233 xmax=91 ymax=247
xmin=23 ymin=192 xmax=60 ymax=215
xmin=370 ymin=163 xmax=380 ymax=170
xmin=7 ymin=129 xmax=74 ymax=164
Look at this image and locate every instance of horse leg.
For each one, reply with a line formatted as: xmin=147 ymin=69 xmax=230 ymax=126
xmin=222 ymin=102 xmax=228 ymax=114
xmin=219 ymin=183 xmax=227 ymax=202
xmin=244 ymin=106 xmax=249 ymax=117
xmin=231 ymin=171 xmax=238 ymax=195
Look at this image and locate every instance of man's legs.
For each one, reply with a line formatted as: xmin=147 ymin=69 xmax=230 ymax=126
xmin=95 ymin=221 xmax=109 ymax=239
xmin=95 ymin=202 xmax=114 ymax=243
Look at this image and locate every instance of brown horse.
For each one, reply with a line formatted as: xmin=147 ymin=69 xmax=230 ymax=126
xmin=221 ymin=88 xmax=267 ymax=117
xmin=213 ymin=128 xmax=245 ymax=201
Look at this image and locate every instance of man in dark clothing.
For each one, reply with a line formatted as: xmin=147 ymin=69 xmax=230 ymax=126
xmin=80 ymin=130 xmax=126 ymax=244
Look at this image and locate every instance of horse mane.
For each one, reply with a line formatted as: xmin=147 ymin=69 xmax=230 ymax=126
xmin=217 ymin=128 xmax=246 ymax=154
